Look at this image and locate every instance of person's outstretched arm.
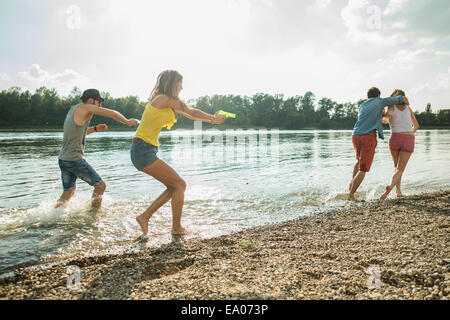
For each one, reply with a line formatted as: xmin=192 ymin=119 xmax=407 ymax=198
xmin=170 ymin=99 xmax=225 ymax=124
xmin=381 ymin=96 xmax=409 ymax=107
xmin=82 ymin=105 xmax=139 ymax=127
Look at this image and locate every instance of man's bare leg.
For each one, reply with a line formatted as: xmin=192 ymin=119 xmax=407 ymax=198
xmin=348 ymin=171 xmax=366 ymax=201
xmin=91 ymin=181 xmax=106 ymax=211
xmin=55 ymin=189 xmax=75 ymax=209
xmin=349 ymin=161 xmax=360 ymax=191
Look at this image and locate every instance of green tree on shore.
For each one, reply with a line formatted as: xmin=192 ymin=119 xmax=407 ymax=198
xmin=0 ymin=86 xmax=448 ymax=129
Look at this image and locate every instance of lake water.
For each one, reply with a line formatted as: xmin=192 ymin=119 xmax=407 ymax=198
xmin=0 ymin=129 xmax=449 ymax=272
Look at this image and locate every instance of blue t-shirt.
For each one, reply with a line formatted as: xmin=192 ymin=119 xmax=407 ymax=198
xmin=353 ymin=96 xmax=404 ymax=139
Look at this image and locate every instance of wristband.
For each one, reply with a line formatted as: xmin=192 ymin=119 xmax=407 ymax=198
xmin=94 ymin=126 xmax=97 ymax=132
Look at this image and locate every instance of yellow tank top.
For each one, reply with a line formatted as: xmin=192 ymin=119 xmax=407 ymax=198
xmin=134 ymin=100 xmax=177 ymax=147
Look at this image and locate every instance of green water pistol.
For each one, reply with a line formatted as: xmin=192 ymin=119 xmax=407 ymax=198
xmin=218 ymin=110 xmax=237 ymax=118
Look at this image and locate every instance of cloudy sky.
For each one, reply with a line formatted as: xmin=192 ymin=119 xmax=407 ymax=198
xmin=0 ymin=0 xmax=449 ymax=111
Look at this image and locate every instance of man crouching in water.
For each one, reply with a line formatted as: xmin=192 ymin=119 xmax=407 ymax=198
xmin=55 ymin=89 xmax=139 ymax=210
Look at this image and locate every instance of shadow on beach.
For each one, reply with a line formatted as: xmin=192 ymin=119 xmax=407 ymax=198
xmin=76 ymin=235 xmax=191 ymax=299
xmin=396 ymin=194 xmax=449 ymax=217
xmin=1 ymin=190 xmax=448 ymax=300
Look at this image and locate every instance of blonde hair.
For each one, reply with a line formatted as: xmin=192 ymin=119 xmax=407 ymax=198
xmin=149 ymin=70 xmax=187 ymax=117
xmin=391 ymin=89 xmax=405 ymax=97
xmin=150 ymin=70 xmax=183 ymax=100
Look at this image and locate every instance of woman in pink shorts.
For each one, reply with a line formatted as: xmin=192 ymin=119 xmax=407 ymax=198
xmin=380 ymin=89 xmax=420 ymax=200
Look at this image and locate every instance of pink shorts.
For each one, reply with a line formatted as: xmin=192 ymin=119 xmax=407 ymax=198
xmin=389 ymin=133 xmax=415 ymax=153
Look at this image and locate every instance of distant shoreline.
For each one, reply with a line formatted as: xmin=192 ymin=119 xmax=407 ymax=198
xmin=1 ymin=190 xmax=448 ymax=300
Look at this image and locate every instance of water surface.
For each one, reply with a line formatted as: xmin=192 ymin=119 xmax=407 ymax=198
xmin=0 ymin=129 xmax=449 ymax=272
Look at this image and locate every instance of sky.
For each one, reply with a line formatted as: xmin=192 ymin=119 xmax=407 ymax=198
xmin=0 ymin=0 xmax=449 ymax=111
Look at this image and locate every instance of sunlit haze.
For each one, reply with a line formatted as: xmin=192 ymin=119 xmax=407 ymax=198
xmin=1 ymin=0 xmax=449 ymax=111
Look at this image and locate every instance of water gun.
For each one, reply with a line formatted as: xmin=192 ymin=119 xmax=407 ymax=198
xmin=218 ymin=110 xmax=237 ymax=118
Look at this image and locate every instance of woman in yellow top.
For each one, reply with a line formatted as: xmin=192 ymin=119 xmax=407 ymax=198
xmin=131 ymin=70 xmax=226 ymax=236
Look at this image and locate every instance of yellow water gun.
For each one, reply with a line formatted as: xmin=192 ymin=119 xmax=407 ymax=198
xmin=218 ymin=110 xmax=237 ymax=118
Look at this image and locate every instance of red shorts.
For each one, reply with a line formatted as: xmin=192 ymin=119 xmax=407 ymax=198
xmin=352 ymin=134 xmax=377 ymax=172
xmin=389 ymin=133 xmax=415 ymax=153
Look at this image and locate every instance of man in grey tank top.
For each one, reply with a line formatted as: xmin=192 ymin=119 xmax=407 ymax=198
xmin=55 ymin=89 xmax=139 ymax=210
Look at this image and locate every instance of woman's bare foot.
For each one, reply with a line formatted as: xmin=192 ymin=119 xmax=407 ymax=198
xmin=136 ymin=214 xmax=149 ymax=236
xmin=396 ymin=193 xmax=404 ymax=198
xmin=347 ymin=193 xmax=356 ymax=201
xmin=171 ymin=226 xmax=188 ymax=235
xmin=379 ymin=186 xmax=392 ymax=200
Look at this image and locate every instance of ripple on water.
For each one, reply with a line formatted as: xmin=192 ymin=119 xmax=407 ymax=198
xmin=0 ymin=130 xmax=449 ymax=271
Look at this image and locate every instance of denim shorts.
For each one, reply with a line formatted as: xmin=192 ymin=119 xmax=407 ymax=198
xmin=58 ymin=159 xmax=103 ymax=191
xmin=130 ymin=138 xmax=159 ymax=171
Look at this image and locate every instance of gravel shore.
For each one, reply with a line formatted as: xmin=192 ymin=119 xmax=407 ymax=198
xmin=1 ymin=190 xmax=449 ymax=300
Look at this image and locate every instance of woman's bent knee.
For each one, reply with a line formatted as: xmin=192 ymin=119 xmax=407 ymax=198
xmin=175 ymin=179 xmax=186 ymax=192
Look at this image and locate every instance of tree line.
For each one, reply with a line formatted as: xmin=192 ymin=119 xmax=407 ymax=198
xmin=0 ymin=86 xmax=448 ymax=129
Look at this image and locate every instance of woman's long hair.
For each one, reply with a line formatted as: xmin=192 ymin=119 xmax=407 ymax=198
xmin=391 ymin=89 xmax=405 ymax=97
xmin=150 ymin=70 xmax=183 ymax=100
xmin=149 ymin=70 xmax=186 ymax=114
xmin=391 ymin=89 xmax=406 ymax=111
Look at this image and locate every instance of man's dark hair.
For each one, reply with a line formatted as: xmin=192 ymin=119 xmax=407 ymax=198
xmin=81 ymin=89 xmax=103 ymax=104
xmin=367 ymin=87 xmax=381 ymax=98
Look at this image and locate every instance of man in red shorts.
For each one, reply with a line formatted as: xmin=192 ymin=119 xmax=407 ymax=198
xmin=347 ymin=87 xmax=409 ymax=201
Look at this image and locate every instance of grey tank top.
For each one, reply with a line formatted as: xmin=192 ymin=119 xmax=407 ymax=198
xmin=58 ymin=104 xmax=90 ymax=161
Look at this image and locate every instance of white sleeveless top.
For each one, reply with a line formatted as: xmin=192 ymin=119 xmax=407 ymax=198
xmin=389 ymin=106 xmax=413 ymax=133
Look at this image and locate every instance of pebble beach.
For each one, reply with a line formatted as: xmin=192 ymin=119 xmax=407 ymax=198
xmin=1 ymin=190 xmax=449 ymax=300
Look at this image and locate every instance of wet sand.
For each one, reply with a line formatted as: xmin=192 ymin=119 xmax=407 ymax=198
xmin=0 ymin=190 xmax=448 ymax=300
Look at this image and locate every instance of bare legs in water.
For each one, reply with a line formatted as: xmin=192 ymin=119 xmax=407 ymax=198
xmin=380 ymin=150 xmax=412 ymax=200
xmin=54 ymin=180 xmax=106 ymax=210
xmin=135 ymin=159 xmax=187 ymax=236
xmin=347 ymin=160 xmax=367 ymax=201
